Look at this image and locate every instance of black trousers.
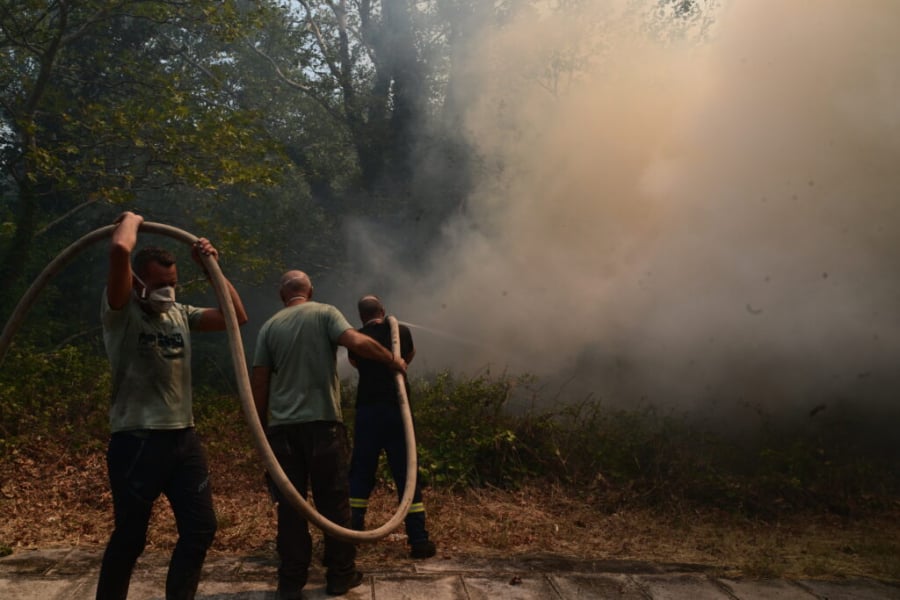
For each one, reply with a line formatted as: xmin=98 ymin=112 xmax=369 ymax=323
xmin=349 ymin=403 xmax=428 ymax=544
xmin=266 ymin=421 xmax=357 ymax=594
xmin=96 ymin=428 xmax=217 ymax=600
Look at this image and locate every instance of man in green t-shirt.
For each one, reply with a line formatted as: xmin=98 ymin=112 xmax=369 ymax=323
xmin=97 ymin=211 xmax=248 ymax=600
xmin=251 ymin=270 xmax=405 ymax=599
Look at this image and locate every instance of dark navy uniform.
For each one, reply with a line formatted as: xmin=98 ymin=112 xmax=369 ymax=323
xmin=348 ymin=319 xmax=434 ymax=557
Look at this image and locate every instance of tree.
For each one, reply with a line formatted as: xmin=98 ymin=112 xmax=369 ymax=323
xmin=231 ymin=0 xmax=508 ymax=258
xmin=0 ymin=0 xmax=281 ymax=312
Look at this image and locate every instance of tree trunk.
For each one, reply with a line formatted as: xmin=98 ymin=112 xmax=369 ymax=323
xmin=0 ymin=172 xmax=37 ymax=314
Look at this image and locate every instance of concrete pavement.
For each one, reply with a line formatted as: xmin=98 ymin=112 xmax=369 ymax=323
xmin=1 ymin=547 xmax=898 ymax=599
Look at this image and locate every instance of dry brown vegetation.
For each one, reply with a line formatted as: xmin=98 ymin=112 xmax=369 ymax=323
xmin=2 ymin=438 xmax=898 ymax=583
xmin=2 ymin=354 xmax=897 ymax=582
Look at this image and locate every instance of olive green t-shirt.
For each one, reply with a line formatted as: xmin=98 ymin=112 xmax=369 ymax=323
xmin=253 ymin=301 xmax=352 ymax=426
xmin=101 ymin=291 xmax=204 ymax=432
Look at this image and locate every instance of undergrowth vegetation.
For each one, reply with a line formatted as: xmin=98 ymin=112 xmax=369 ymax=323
xmin=1 ymin=345 xmax=898 ymax=519
xmin=0 ymin=345 xmax=109 ymax=455
xmin=402 ymin=370 xmax=899 ymax=517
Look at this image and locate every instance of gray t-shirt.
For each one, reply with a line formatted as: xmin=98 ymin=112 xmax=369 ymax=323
xmin=101 ymin=291 xmax=204 ymax=432
xmin=253 ymin=301 xmax=352 ymax=426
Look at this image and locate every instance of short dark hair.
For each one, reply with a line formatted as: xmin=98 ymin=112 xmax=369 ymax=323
xmin=133 ymin=246 xmax=176 ymax=277
xmin=358 ymin=295 xmax=384 ymax=322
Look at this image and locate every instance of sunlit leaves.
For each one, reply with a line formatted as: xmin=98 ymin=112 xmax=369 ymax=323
xmin=1 ymin=0 xmax=286 ymax=202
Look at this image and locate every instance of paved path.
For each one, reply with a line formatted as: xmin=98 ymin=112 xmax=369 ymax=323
xmin=1 ymin=548 xmax=898 ymax=599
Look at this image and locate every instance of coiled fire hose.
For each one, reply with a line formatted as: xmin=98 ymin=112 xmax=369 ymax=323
xmin=0 ymin=222 xmax=416 ymax=543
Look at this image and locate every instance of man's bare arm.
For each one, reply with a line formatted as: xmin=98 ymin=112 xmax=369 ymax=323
xmin=338 ymin=329 xmax=407 ymax=374
xmin=107 ymin=212 xmax=143 ymax=310
xmin=191 ymin=237 xmax=249 ymax=331
xmin=195 ymin=277 xmax=249 ymax=331
xmin=251 ymin=366 xmax=271 ymax=428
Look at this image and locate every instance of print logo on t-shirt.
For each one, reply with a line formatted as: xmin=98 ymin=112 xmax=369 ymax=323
xmin=138 ymin=332 xmax=185 ymax=359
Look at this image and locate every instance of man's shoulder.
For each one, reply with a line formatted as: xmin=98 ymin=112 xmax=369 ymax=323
xmin=305 ymin=300 xmax=343 ymax=315
xmin=261 ymin=302 xmax=338 ymax=323
xmin=364 ymin=319 xmax=413 ymax=339
xmin=359 ymin=320 xmax=390 ymax=333
xmin=257 ymin=308 xmax=288 ymax=336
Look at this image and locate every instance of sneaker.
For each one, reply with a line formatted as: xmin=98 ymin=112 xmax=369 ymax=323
xmin=325 ymin=570 xmax=363 ymax=596
xmin=409 ymin=540 xmax=437 ymax=559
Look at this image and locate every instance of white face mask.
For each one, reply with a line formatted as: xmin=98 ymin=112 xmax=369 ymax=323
xmin=133 ymin=273 xmax=176 ymax=314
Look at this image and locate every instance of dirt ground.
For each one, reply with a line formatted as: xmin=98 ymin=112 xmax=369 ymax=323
xmin=1 ymin=443 xmax=898 ymax=583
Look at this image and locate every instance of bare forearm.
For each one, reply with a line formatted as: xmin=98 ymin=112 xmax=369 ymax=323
xmin=220 ymin=278 xmax=248 ymax=324
xmin=110 ymin=212 xmax=142 ymax=253
xmin=355 ymin=336 xmax=393 ymax=363
xmin=107 ymin=212 xmax=143 ymax=309
xmin=195 ymin=276 xmax=248 ymax=331
xmin=344 ymin=329 xmax=393 ymax=363
xmin=339 ymin=329 xmax=406 ymax=373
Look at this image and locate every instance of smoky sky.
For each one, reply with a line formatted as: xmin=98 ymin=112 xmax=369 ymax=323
xmin=345 ymin=1 xmax=900 ymax=418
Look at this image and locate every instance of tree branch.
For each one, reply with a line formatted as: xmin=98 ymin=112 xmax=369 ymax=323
xmin=245 ymin=38 xmax=311 ymax=92
xmin=296 ymin=0 xmax=342 ymax=86
xmin=244 ymin=37 xmax=344 ymax=124
xmin=35 ymin=197 xmax=101 ymax=237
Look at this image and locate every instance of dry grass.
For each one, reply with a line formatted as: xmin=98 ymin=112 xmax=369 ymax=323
xmin=1 ymin=441 xmax=898 ymax=582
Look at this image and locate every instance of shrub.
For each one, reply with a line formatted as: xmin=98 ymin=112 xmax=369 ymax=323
xmin=0 ymin=344 xmax=110 ymax=456
xmin=1 ymin=352 xmax=896 ymax=518
xmin=408 ymin=370 xmax=564 ymax=488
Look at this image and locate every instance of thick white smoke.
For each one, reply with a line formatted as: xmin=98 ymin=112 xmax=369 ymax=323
xmin=354 ymin=1 xmax=900 ymax=418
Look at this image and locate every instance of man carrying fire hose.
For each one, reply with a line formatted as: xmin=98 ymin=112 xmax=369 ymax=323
xmin=251 ymin=271 xmax=406 ymax=598
xmin=347 ymin=295 xmax=437 ymax=559
xmin=97 ymin=211 xmax=248 ymax=600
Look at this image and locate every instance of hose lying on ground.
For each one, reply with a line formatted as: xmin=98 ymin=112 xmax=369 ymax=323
xmin=0 ymin=222 xmax=416 ymax=543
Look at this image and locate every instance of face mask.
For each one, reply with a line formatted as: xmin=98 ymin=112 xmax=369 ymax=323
xmin=133 ymin=273 xmax=176 ymax=314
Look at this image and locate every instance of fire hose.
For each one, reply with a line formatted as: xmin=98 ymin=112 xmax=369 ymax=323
xmin=0 ymin=221 xmax=416 ymax=543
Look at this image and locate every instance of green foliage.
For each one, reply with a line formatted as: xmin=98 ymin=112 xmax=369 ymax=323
xmin=0 ymin=344 xmax=109 ymax=456
xmin=409 ymin=371 xmax=564 ymax=488
xmin=0 ymin=0 xmax=290 ymax=301
xmin=362 ymin=370 xmax=899 ymax=515
xmin=1 ymin=358 xmax=896 ymax=519
xmin=26 ymin=2 xmax=282 ymax=198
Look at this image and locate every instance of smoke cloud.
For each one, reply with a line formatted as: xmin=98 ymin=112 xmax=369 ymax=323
xmin=350 ymin=1 xmax=900 ymax=419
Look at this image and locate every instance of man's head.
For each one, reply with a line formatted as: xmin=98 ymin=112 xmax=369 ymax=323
xmin=357 ymin=295 xmax=385 ymax=324
xmin=132 ymin=246 xmax=177 ymax=298
xmin=280 ymin=270 xmax=313 ymax=305
xmin=131 ymin=246 xmax=178 ymax=313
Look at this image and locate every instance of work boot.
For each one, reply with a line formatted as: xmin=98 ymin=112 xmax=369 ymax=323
xmin=277 ymin=580 xmax=304 ymax=600
xmin=277 ymin=589 xmax=303 ymax=600
xmin=409 ymin=540 xmax=437 ymax=559
xmin=405 ymin=511 xmax=435 ymax=558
